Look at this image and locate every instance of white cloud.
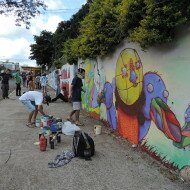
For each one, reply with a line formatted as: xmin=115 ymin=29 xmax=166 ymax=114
xmin=0 ymin=0 xmax=86 ymax=66
xmin=0 ymin=38 xmax=30 ymax=58
xmin=30 ymin=15 xmax=62 ymax=34
xmin=0 ymin=13 xmax=62 ymax=66
xmin=46 ymin=0 xmax=66 ymax=9
xmin=43 ymin=16 xmax=62 ymax=32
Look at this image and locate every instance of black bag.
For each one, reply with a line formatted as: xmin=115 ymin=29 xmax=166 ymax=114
xmin=73 ymin=131 xmax=95 ymax=160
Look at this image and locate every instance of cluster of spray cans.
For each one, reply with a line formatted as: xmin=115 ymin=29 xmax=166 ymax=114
xmin=38 ymin=115 xmax=63 ymax=151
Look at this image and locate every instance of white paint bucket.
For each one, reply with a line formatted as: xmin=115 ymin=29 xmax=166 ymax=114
xmin=94 ymin=125 xmax=102 ymax=135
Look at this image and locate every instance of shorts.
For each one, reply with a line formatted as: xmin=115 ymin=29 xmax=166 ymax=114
xmin=72 ymin=102 xmax=81 ymax=111
xmin=20 ymin=100 xmax=36 ymax=113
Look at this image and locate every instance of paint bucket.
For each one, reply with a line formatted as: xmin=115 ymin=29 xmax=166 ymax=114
xmin=94 ymin=125 xmax=102 ymax=135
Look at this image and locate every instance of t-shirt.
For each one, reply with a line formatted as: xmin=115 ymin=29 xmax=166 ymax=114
xmin=35 ymin=76 xmax=40 ymax=83
xmin=71 ymin=76 xmax=83 ymax=102
xmin=19 ymin=91 xmax=43 ymax=105
xmin=40 ymin=76 xmax=48 ymax=86
xmin=15 ymin=72 xmax=21 ymax=84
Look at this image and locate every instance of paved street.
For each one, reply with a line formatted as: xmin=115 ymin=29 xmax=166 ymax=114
xmin=0 ymin=87 xmax=189 ymax=190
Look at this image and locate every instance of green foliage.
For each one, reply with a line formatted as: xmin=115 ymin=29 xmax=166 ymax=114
xmin=29 ymin=30 xmax=54 ymax=67
xmin=63 ymin=0 xmax=190 ymax=63
xmin=72 ymin=0 xmax=124 ymax=58
xmin=63 ymin=39 xmax=79 ymax=64
xmin=53 ymin=59 xmax=62 ymax=69
xmin=128 ymin=0 xmax=189 ymax=48
xmin=52 ymin=3 xmax=90 ymax=64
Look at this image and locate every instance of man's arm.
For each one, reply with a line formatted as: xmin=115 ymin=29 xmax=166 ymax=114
xmin=69 ymin=85 xmax=73 ymax=98
xmin=37 ymin=105 xmax=46 ymax=116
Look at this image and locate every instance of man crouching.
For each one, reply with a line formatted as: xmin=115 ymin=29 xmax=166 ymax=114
xmin=19 ymin=91 xmax=51 ymax=128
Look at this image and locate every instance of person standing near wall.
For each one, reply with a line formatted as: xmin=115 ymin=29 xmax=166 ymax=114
xmin=67 ymin=68 xmax=85 ymax=126
xmin=0 ymin=69 xmax=11 ymax=99
xmin=54 ymin=70 xmax=61 ymax=97
xmin=40 ymin=73 xmax=48 ymax=94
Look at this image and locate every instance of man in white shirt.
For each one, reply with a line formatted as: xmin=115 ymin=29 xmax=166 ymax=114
xmin=19 ymin=91 xmax=51 ymax=128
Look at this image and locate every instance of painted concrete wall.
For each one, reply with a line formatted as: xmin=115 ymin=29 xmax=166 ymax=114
xmin=48 ymin=63 xmax=77 ymax=94
xmin=80 ymin=26 xmax=190 ymax=170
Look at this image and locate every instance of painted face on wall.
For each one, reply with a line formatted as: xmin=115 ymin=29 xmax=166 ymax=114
xmin=184 ymin=105 xmax=190 ymax=123
xmin=104 ymin=82 xmax=113 ymax=109
xmin=143 ymin=72 xmax=181 ymax=142
xmin=115 ymin=48 xmax=143 ymax=106
xmin=143 ymin=72 xmax=169 ymax=119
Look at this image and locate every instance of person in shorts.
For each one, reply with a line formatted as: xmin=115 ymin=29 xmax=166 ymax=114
xmin=40 ymin=73 xmax=48 ymax=94
xmin=19 ymin=91 xmax=51 ymax=128
xmin=67 ymin=68 xmax=85 ymax=126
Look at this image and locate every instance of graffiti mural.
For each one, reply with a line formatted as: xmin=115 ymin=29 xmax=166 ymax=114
xmin=48 ymin=64 xmax=76 ymax=97
xmin=115 ymin=48 xmax=144 ymax=145
xmin=81 ymin=46 xmax=190 ymax=170
xmin=82 ymin=59 xmax=106 ymax=119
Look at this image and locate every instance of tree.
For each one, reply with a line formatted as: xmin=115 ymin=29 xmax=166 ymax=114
xmin=63 ymin=0 xmax=190 ymax=63
xmin=128 ymin=0 xmax=190 ymax=48
xmin=0 ymin=0 xmax=47 ymax=29
xmin=29 ymin=30 xmax=54 ymax=68
xmin=64 ymin=0 xmax=125 ymax=62
xmin=52 ymin=2 xmax=90 ymax=65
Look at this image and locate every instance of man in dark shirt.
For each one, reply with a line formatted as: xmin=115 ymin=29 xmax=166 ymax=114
xmin=0 ymin=70 xmax=11 ymax=99
xmin=67 ymin=68 xmax=85 ymax=126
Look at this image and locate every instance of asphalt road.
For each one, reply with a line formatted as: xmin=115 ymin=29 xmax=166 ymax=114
xmin=0 ymin=86 xmax=189 ymax=190
xmin=0 ymin=79 xmax=16 ymax=100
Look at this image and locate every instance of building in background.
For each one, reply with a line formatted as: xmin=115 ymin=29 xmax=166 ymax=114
xmin=20 ymin=65 xmax=41 ymax=76
xmin=0 ymin=60 xmax=19 ymax=73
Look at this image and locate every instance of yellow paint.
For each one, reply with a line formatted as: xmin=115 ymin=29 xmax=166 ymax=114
xmin=116 ymin=49 xmax=143 ymax=105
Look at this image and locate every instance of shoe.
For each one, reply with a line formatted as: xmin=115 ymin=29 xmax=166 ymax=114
xmin=26 ymin=123 xmax=35 ymax=128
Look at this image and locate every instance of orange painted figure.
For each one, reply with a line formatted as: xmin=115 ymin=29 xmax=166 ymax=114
xmin=115 ymin=48 xmax=144 ymax=145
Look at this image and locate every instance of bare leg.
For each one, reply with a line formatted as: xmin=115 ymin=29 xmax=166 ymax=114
xmin=75 ymin=110 xmax=80 ymax=122
xmin=69 ymin=110 xmax=76 ymax=119
xmin=31 ymin=108 xmax=38 ymax=123
xmin=28 ymin=111 xmax=35 ymax=123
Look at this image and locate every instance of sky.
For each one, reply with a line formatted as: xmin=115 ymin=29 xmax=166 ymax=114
xmin=0 ymin=0 xmax=86 ymax=67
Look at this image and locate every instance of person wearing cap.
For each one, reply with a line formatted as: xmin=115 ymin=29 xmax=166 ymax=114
xmin=19 ymin=91 xmax=51 ymax=128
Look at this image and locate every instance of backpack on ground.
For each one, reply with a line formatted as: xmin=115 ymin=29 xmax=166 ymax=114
xmin=73 ymin=131 xmax=95 ymax=160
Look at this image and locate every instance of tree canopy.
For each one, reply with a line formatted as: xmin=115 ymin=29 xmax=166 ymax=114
xmin=63 ymin=0 xmax=190 ymax=63
xmin=29 ymin=30 xmax=54 ymax=68
xmin=0 ymin=0 xmax=46 ymax=28
xmin=30 ymin=0 xmax=190 ymax=66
